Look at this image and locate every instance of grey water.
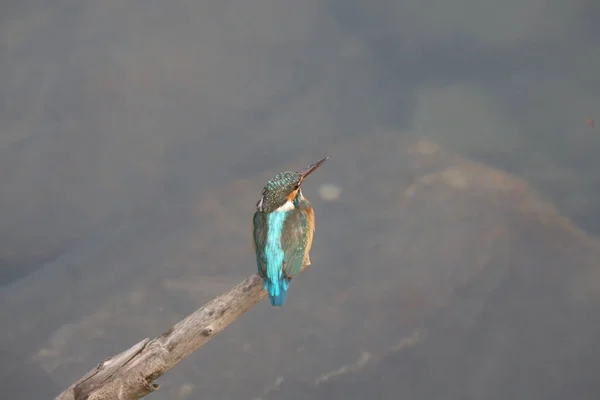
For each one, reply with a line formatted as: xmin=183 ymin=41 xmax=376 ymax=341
xmin=1 ymin=0 xmax=600 ymax=398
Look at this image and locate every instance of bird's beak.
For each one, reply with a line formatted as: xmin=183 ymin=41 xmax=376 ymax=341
xmin=298 ymin=157 xmax=329 ymax=182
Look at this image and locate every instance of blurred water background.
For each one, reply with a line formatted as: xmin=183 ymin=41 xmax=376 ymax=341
xmin=1 ymin=1 xmax=600 ymax=398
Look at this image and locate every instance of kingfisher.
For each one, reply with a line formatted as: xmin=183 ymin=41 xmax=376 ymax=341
xmin=252 ymin=157 xmax=329 ymax=306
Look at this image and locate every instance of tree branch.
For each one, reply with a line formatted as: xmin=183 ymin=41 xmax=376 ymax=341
xmin=55 ymin=268 xmax=295 ymax=400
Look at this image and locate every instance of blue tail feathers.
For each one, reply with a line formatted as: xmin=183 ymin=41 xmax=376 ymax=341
xmin=263 ymin=277 xmax=290 ymax=306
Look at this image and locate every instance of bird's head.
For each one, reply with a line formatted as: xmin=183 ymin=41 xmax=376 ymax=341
xmin=257 ymin=157 xmax=328 ymax=213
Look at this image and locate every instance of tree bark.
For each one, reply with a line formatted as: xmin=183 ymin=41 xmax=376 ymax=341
xmin=56 ymin=270 xmax=289 ymax=399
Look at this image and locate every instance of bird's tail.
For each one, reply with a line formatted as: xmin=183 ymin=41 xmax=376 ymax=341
xmin=263 ymin=277 xmax=290 ymax=307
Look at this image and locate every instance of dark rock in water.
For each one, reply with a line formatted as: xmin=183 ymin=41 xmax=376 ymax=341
xmin=271 ymin=285 xmax=600 ymax=400
xmin=0 ymin=350 xmax=60 ymax=399
xmin=261 ymin=138 xmax=600 ymax=400
xmin=5 ymin=135 xmax=600 ymax=399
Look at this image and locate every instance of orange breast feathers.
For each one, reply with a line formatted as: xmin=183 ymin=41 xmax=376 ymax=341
xmin=302 ymin=202 xmax=315 ymax=266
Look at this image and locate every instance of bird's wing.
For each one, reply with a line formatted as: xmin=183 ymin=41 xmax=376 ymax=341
xmin=281 ymin=208 xmax=310 ymax=279
xmin=252 ymin=211 xmax=268 ymax=278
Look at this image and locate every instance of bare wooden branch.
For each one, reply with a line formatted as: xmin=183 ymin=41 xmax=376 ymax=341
xmin=55 ymin=268 xmax=299 ymax=400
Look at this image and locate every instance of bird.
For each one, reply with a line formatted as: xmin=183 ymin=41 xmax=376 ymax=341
xmin=252 ymin=157 xmax=329 ymax=306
